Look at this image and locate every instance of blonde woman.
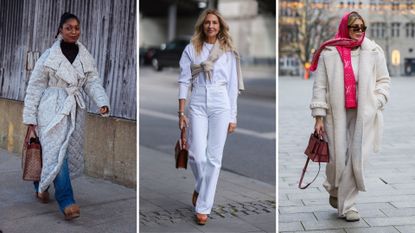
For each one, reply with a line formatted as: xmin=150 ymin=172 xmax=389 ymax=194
xmin=178 ymin=9 xmax=244 ymax=225
xmin=310 ymin=12 xmax=390 ymax=221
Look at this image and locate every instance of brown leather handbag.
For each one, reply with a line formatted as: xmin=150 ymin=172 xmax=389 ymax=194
xmin=298 ymin=131 xmax=329 ymax=189
xmin=22 ymin=126 xmax=42 ymax=181
xmin=174 ymin=127 xmax=188 ymax=169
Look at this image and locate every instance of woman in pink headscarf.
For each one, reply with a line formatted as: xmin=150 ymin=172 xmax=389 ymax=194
xmin=310 ymin=12 xmax=390 ymax=221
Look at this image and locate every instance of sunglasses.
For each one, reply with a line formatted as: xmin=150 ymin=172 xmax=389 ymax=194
xmin=348 ymin=25 xmax=367 ymax=32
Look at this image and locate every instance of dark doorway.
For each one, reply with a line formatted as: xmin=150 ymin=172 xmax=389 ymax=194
xmin=404 ymin=58 xmax=415 ymax=76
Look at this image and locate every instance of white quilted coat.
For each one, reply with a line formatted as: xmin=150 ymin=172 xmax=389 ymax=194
xmin=23 ymin=38 xmax=110 ymax=192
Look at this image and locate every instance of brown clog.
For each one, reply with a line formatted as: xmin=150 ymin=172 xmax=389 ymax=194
xmin=192 ymin=191 xmax=199 ymax=207
xmin=36 ymin=191 xmax=49 ymax=204
xmin=64 ymin=204 xmax=80 ymax=220
xmin=195 ymin=213 xmax=208 ymax=225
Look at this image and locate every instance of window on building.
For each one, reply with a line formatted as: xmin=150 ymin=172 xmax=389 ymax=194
xmin=370 ymin=23 xmax=378 ymax=38
xmin=377 ymin=0 xmax=384 ymax=10
xmin=371 ymin=22 xmax=387 ymax=38
xmin=406 ymin=23 xmax=415 ymax=38
xmin=391 ymin=22 xmax=400 ymax=37
xmin=347 ymin=0 xmax=355 ymax=8
xmin=381 ymin=23 xmax=386 ymax=37
xmin=392 ymin=2 xmax=400 ymax=11
xmin=407 ymin=0 xmax=413 ymax=9
xmin=370 ymin=0 xmax=376 ymax=10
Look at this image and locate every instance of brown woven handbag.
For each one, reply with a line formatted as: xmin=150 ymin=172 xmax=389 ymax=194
xmin=22 ymin=126 xmax=42 ymax=181
xmin=174 ymin=127 xmax=188 ymax=169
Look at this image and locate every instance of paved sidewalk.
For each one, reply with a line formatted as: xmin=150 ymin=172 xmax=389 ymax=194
xmin=279 ymin=77 xmax=415 ymax=232
xmin=0 ymin=148 xmax=136 ymax=233
xmin=139 ymin=146 xmax=276 ymax=233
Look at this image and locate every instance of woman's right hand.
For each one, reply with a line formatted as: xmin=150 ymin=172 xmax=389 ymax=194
xmin=314 ymin=117 xmax=325 ymax=136
xmin=179 ymin=115 xmax=189 ymax=129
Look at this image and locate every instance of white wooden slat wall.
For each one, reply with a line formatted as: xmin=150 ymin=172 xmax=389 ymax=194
xmin=0 ymin=0 xmax=137 ymax=120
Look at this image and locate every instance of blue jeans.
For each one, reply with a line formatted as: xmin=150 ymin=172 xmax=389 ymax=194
xmin=34 ymin=158 xmax=76 ymax=213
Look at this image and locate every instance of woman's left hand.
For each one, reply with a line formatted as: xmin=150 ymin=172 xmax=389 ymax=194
xmin=100 ymin=106 xmax=109 ymax=114
xmin=228 ymin=123 xmax=237 ymax=134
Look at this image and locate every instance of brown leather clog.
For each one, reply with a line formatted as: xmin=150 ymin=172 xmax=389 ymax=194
xmin=195 ymin=213 xmax=208 ymax=225
xmin=64 ymin=204 xmax=80 ymax=220
xmin=36 ymin=191 xmax=49 ymax=204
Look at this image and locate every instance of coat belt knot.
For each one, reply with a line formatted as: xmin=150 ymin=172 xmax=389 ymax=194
xmin=61 ymin=85 xmax=86 ymax=115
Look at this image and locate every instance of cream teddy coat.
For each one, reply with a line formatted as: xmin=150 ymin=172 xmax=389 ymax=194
xmin=310 ymin=37 xmax=391 ymax=191
xmin=23 ymin=38 xmax=110 ymax=192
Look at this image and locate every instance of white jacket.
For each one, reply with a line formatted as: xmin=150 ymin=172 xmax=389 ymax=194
xmin=23 ymin=37 xmax=110 ymax=192
xmin=310 ymin=37 xmax=391 ymax=191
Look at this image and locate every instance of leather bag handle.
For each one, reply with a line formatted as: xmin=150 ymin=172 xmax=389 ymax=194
xmin=299 ymin=142 xmax=322 ymax=189
xmin=24 ymin=126 xmax=38 ymax=146
xmin=22 ymin=126 xmax=38 ymax=169
xmin=180 ymin=127 xmax=187 ymax=149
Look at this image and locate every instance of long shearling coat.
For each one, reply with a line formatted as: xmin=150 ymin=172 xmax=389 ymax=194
xmin=23 ymin=38 xmax=110 ymax=192
xmin=310 ymin=37 xmax=391 ymax=191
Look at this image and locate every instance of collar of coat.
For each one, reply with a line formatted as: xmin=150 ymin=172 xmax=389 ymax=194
xmin=43 ymin=37 xmax=96 ymax=74
xmin=323 ymin=37 xmax=382 ymax=53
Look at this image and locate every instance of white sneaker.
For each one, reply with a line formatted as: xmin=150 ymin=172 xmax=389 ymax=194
xmin=345 ymin=210 xmax=360 ymax=222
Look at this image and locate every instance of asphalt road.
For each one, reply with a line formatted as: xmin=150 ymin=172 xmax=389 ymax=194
xmin=139 ymin=66 xmax=276 ymax=185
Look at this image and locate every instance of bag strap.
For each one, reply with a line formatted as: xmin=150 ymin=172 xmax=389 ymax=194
xmin=299 ymin=130 xmax=325 ymax=189
xmin=298 ymin=157 xmax=321 ymax=189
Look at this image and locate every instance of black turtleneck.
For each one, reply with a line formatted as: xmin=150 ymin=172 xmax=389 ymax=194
xmin=60 ymin=40 xmax=79 ymax=64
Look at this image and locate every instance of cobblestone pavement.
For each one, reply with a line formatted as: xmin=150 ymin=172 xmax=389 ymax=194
xmin=279 ymin=76 xmax=415 ymax=233
xmin=140 ymin=199 xmax=275 ymax=225
xmin=139 ymin=146 xmax=276 ymax=233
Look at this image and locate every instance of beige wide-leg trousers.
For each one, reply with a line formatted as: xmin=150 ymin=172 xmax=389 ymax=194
xmin=323 ymin=109 xmax=359 ymax=217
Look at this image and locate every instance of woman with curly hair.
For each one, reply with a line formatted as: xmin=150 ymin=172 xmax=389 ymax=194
xmin=177 ymin=9 xmax=244 ymax=225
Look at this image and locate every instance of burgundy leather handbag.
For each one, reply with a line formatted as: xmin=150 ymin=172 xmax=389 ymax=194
xmin=22 ymin=126 xmax=42 ymax=181
xmin=298 ymin=131 xmax=329 ymax=189
xmin=174 ymin=127 xmax=188 ymax=169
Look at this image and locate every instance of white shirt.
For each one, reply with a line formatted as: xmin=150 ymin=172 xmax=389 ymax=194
xmin=178 ymin=42 xmax=239 ymax=123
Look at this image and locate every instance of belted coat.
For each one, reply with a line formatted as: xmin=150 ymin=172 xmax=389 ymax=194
xmin=310 ymin=37 xmax=391 ymax=192
xmin=23 ymin=38 xmax=110 ymax=192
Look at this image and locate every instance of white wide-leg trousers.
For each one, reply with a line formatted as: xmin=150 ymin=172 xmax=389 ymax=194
xmin=188 ymin=84 xmax=230 ymax=214
xmin=324 ymin=109 xmax=359 ymax=217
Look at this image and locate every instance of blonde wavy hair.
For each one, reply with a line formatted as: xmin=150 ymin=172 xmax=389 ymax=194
xmin=348 ymin=11 xmax=365 ymax=27
xmin=191 ymin=9 xmax=236 ymax=55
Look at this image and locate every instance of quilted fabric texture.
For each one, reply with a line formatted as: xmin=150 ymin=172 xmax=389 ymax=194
xmin=23 ymin=37 xmax=110 ymax=192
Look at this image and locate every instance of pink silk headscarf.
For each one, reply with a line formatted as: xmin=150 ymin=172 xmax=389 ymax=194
xmin=310 ymin=12 xmax=365 ymax=109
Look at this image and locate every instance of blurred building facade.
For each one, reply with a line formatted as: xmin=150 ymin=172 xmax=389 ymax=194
xmin=279 ymin=0 xmax=415 ymax=77
xmin=140 ymin=0 xmax=276 ymax=65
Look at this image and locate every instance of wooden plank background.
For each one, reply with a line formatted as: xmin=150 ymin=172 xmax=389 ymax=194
xmin=0 ymin=0 xmax=137 ymax=120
